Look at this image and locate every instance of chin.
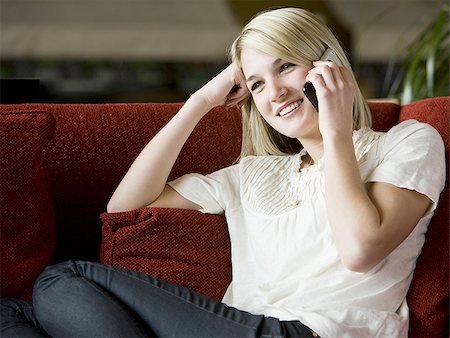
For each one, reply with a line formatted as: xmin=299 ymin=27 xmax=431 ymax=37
xmin=277 ymin=119 xmax=317 ymax=140
xmin=271 ymin=126 xmax=303 ymax=140
xmin=280 ymin=130 xmax=302 ymax=139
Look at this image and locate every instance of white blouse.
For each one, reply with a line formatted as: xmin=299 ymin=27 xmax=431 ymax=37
xmin=168 ymin=120 xmax=445 ymax=338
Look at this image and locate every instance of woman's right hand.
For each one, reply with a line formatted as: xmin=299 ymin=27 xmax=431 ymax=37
xmin=196 ymin=64 xmax=250 ymax=111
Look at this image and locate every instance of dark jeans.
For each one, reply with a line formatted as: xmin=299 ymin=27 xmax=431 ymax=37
xmin=1 ymin=261 xmax=318 ymax=337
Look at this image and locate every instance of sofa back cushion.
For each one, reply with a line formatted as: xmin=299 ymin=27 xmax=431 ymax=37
xmin=0 ymin=111 xmax=56 ymax=300
xmin=398 ymin=97 xmax=449 ymax=337
xmin=100 ymin=207 xmax=231 ymax=301
xmin=368 ymin=101 xmax=400 ymax=132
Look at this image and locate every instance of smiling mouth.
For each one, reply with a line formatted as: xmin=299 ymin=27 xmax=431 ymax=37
xmin=277 ymin=99 xmax=303 ymax=117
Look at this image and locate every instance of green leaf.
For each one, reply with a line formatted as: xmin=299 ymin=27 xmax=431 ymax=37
xmin=385 ymin=5 xmax=449 ymax=104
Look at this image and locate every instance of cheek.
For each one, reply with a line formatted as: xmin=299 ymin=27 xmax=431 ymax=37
xmin=249 ymin=97 xmax=279 ymax=129
xmin=293 ymin=69 xmax=309 ymax=86
xmin=252 ymin=94 xmax=272 ymax=118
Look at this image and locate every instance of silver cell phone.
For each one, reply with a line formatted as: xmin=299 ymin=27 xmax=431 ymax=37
xmin=303 ymin=48 xmax=341 ymax=112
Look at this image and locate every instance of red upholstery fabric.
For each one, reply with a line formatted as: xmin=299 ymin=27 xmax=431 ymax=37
xmin=0 ymin=111 xmax=56 ymax=300
xmin=0 ymin=104 xmax=241 ymax=262
xmin=408 ymin=189 xmax=449 ymax=337
xmin=100 ymin=208 xmax=232 ymax=301
xmin=368 ymin=101 xmax=400 ymax=132
xmin=398 ymin=97 xmax=450 ymax=337
xmin=399 ymin=96 xmax=449 ymax=146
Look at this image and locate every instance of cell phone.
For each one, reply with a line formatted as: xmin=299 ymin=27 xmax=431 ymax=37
xmin=303 ymin=48 xmax=341 ymax=112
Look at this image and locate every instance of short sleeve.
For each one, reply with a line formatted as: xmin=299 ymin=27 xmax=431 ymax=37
xmin=168 ymin=165 xmax=240 ymax=214
xmin=367 ymin=120 xmax=445 ymax=209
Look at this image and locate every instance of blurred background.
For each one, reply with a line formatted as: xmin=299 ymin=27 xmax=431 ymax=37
xmin=0 ymin=0 xmax=448 ymax=104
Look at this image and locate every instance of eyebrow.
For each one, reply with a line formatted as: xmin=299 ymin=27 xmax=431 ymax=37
xmin=245 ymin=58 xmax=283 ymax=83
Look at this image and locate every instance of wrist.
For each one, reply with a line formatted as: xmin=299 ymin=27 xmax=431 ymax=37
xmin=323 ymin=133 xmax=355 ymax=157
xmin=322 ymin=128 xmax=353 ymax=146
xmin=185 ymin=92 xmax=214 ymax=118
xmin=190 ymin=91 xmax=215 ymax=112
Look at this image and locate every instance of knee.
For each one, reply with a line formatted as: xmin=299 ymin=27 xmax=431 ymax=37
xmin=0 ymin=298 xmax=36 ymax=333
xmin=32 ymin=261 xmax=80 ymax=321
xmin=1 ymin=298 xmax=29 ymax=320
xmin=33 ymin=261 xmax=78 ymax=297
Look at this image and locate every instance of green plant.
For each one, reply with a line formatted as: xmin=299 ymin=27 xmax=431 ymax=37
xmin=384 ymin=5 xmax=449 ymax=104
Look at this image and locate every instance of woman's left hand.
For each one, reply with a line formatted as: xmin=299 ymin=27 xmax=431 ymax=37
xmin=306 ymin=60 xmax=355 ymax=141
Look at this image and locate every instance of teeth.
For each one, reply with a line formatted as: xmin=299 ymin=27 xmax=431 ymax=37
xmin=279 ymin=100 xmax=301 ymax=117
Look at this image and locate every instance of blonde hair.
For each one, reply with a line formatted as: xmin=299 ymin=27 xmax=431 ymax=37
xmin=228 ymin=7 xmax=371 ymax=157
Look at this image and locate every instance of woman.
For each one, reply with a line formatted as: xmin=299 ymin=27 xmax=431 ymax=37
xmin=1 ymin=7 xmax=445 ymax=338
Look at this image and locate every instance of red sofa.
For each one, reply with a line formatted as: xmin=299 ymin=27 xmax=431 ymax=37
xmin=1 ymin=97 xmax=448 ymax=337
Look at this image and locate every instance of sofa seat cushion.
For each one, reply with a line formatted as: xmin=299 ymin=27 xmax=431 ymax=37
xmin=0 ymin=110 xmax=56 ymax=300
xmin=100 ymin=207 xmax=232 ymax=301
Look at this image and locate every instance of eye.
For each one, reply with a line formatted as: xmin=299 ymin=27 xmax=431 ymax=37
xmin=250 ymin=81 xmax=262 ymax=92
xmin=280 ymin=63 xmax=294 ymax=72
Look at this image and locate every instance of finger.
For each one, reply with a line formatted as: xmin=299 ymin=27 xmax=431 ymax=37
xmin=306 ymin=72 xmax=326 ymax=91
xmin=226 ymin=88 xmax=250 ymax=106
xmin=320 ymin=65 xmax=336 ymax=88
xmin=340 ymin=66 xmax=355 ymax=86
xmin=313 ymin=60 xmax=345 ymax=76
xmin=226 ymin=95 xmax=248 ymax=108
xmin=312 ymin=60 xmax=342 ymax=74
xmin=227 ymin=86 xmax=248 ymax=100
xmin=323 ymin=64 xmax=352 ymax=92
xmin=313 ymin=60 xmax=340 ymax=67
xmin=310 ymin=63 xmax=344 ymax=90
xmin=227 ymin=87 xmax=250 ymax=106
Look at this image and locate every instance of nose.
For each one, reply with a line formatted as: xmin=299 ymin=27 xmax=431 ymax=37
xmin=268 ymin=80 xmax=287 ymax=102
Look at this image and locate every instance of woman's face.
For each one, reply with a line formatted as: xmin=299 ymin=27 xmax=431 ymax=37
xmin=240 ymin=47 xmax=320 ymax=140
